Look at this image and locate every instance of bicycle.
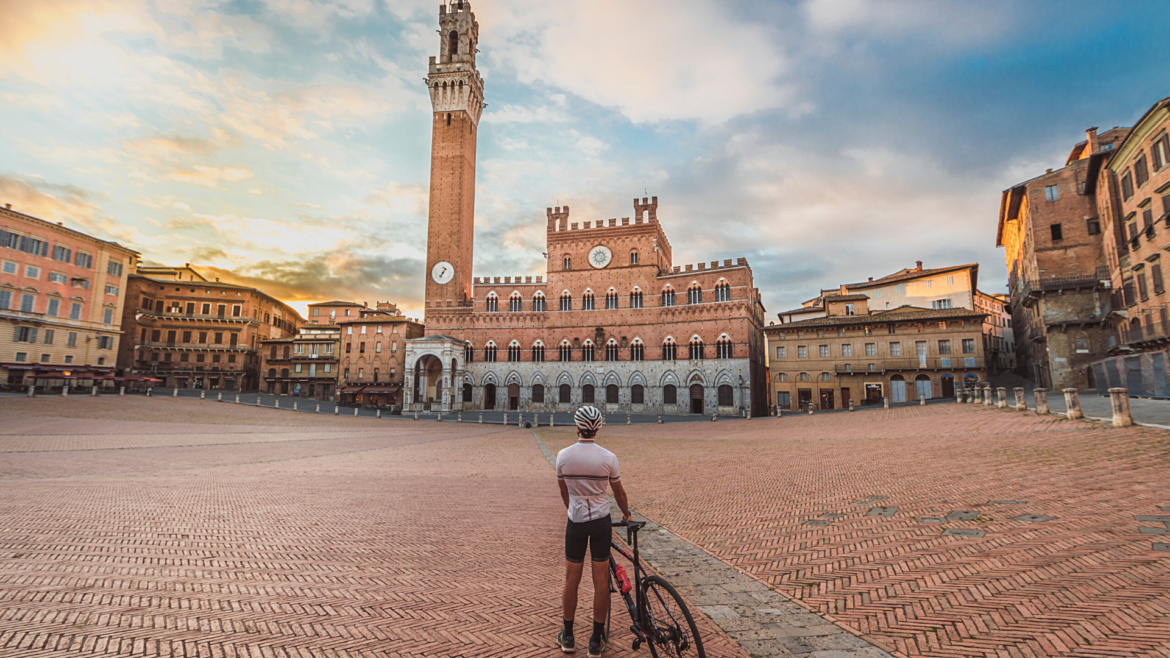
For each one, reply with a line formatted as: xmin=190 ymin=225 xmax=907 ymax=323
xmin=606 ymin=519 xmax=705 ymax=657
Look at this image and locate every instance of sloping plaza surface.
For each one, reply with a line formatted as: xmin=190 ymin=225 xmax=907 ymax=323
xmin=1 ymin=396 xmax=1168 ymax=657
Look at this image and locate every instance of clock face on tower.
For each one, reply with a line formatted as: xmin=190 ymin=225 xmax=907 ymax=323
xmin=431 ymin=261 xmax=455 ymax=284
xmin=588 ymin=245 xmax=613 ymax=269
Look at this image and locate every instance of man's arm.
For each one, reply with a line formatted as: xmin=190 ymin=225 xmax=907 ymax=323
xmin=558 ymin=479 xmax=570 ymax=509
xmin=611 ymin=480 xmax=632 ymax=521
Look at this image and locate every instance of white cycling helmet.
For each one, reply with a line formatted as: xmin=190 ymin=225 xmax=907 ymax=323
xmin=574 ymin=405 xmax=604 ymax=434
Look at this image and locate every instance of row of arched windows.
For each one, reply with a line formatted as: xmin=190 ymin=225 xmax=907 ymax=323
xmin=775 ymin=372 xmax=833 ymax=382
xmin=469 ymin=383 xmax=735 ymax=407
xmin=461 ymin=336 xmax=735 ymax=362
xmin=482 ymin=281 xmax=734 ymax=312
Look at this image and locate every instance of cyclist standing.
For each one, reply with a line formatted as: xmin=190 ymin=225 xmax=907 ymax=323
xmin=556 ymin=406 xmax=631 ymax=656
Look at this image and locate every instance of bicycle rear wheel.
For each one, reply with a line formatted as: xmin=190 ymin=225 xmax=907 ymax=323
xmin=642 ymin=575 xmax=705 ymax=658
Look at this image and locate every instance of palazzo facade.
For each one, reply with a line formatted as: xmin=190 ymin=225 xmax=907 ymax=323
xmin=403 ymin=1 xmax=767 ymax=416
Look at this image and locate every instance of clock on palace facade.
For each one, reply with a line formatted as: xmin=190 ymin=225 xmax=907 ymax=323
xmin=431 ymin=261 xmax=455 ymax=285
xmin=588 ymin=245 xmax=612 ymax=269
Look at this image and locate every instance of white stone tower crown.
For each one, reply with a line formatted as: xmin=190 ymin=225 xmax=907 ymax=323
xmin=427 ymin=1 xmax=484 ymax=124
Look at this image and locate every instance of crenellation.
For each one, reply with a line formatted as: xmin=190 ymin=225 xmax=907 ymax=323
xmin=622 ymin=217 xmax=630 ymax=226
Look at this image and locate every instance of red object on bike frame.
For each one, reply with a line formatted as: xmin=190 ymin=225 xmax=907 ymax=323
xmin=614 ymin=562 xmax=633 ymax=594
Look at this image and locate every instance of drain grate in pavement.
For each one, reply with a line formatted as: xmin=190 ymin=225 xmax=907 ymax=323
xmin=946 ymin=510 xmax=979 ymax=521
xmin=915 ymin=517 xmax=945 ymax=524
xmin=1139 ymin=527 xmax=1170 ymax=536
xmin=943 ymin=528 xmax=985 ymax=538
xmin=1155 ymin=543 xmax=1169 ymax=552
xmin=988 ymin=500 xmax=1028 ymax=505
xmin=1012 ymin=514 xmax=1057 ymax=522
xmin=819 ymin=513 xmax=846 ymax=519
xmin=803 ymin=519 xmax=832 ymax=527
xmin=867 ymin=506 xmax=898 ymax=517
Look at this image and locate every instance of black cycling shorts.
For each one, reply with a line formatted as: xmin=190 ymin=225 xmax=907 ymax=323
xmin=565 ymin=516 xmax=611 ymax=563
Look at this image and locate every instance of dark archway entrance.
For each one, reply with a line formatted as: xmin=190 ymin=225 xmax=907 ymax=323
xmin=941 ymin=374 xmax=955 ymax=398
xmin=484 ymin=383 xmax=496 ymax=410
xmin=508 ymin=383 xmax=520 ymax=410
xmin=690 ymin=384 xmax=704 ymax=414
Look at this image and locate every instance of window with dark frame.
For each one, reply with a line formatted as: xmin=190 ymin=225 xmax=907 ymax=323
xmin=1122 ymin=171 xmax=1134 ymax=200
xmin=1135 ymin=154 xmax=1150 ymax=188
xmin=1087 ymin=218 xmax=1101 ymax=235
xmin=1050 ymin=223 xmax=1063 ymax=241
xmin=1153 ymin=262 xmax=1165 ymax=295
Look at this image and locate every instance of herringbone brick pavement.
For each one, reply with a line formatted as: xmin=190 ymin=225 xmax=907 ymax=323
xmin=542 ymin=404 xmax=1170 ymax=658
xmin=0 ymin=397 xmax=744 ymax=657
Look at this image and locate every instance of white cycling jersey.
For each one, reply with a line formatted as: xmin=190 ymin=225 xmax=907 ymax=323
xmin=556 ymin=440 xmax=621 ymax=523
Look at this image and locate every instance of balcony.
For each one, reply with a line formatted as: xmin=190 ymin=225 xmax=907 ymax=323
xmin=1119 ymin=319 xmax=1170 ymax=346
xmin=833 ymin=357 xmax=984 ymax=374
xmin=1021 ymin=268 xmax=1110 ymax=305
xmin=137 ymin=341 xmax=249 ymax=352
xmin=136 ymin=308 xmax=255 ymax=324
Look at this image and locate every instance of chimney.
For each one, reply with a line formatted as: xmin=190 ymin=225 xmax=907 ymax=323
xmin=1086 ymin=126 xmax=1099 ymax=153
xmin=868 ymin=277 xmax=874 ymax=282
xmin=915 ymin=261 xmax=923 ymax=271
xmin=839 ymin=284 xmax=847 ymax=295
xmin=4 ymin=204 xmax=10 ymax=210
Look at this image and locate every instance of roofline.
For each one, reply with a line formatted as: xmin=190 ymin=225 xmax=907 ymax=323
xmin=0 ymin=206 xmax=139 ymax=256
xmin=842 ymin=263 xmax=979 ymax=290
xmin=765 ymin=307 xmax=987 ymax=330
xmin=1105 ymin=96 xmax=1170 ymax=173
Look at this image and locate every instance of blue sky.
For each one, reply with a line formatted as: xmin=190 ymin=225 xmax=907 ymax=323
xmin=1 ymin=0 xmax=1168 ymax=319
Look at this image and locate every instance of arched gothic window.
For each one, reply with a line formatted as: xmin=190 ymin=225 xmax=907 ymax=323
xmin=533 ymin=292 xmax=546 ymax=312
xmin=582 ymin=384 xmax=595 ymax=403
xmin=689 ymin=336 xmax=704 ymax=360
xmin=662 ymin=337 xmax=677 ymax=361
xmin=563 ymin=256 xmax=572 ymax=271
xmin=582 ymin=291 xmax=595 ymax=311
xmin=606 ymin=384 xmax=619 ymax=404
xmin=484 ymin=341 xmax=497 ymax=362
xmin=560 ymin=291 xmax=572 ymax=311
xmin=485 ymin=292 xmax=498 ymax=312
xmin=631 ymin=384 xmax=644 ymax=404
xmin=663 ymin=384 xmax=677 ymax=405
xmin=508 ymin=341 xmax=521 ymax=362
xmin=464 ymin=342 xmax=474 ymax=362
xmin=605 ymin=289 xmax=618 ymax=310
xmin=630 ymin=251 xmax=639 ymax=265
xmin=718 ymin=385 xmax=734 ymax=406
xmin=532 ymin=341 xmax=545 ymax=362
xmin=559 ymin=383 xmax=571 ymax=403
xmin=559 ymin=340 xmax=572 ymax=362
xmin=662 ymin=286 xmax=676 ymax=307
xmin=509 ymin=292 xmax=522 ymax=312
xmin=582 ymin=340 xmax=595 ymax=362
xmin=630 ymin=288 xmax=643 ymax=309
xmin=448 ymin=30 xmax=458 ymax=57
xmin=630 ymin=338 xmax=644 ymax=361
xmin=532 ymin=384 xmax=545 ymax=403
xmin=715 ymin=280 xmax=731 ymax=302
xmin=716 ymin=336 xmax=733 ymax=359
xmin=605 ymin=339 xmax=619 ymax=361
xmin=687 ymin=284 xmax=703 ymax=305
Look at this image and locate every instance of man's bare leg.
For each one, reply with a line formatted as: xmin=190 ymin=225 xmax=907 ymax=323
xmin=591 ymin=559 xmax=609 ymax=628
xmin=563 ymin=560 xmax=585 ymax=621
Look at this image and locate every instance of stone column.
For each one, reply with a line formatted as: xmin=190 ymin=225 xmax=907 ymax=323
xmin=1063 ymin=388 xmax=1083 ymax=420
xmin=1109 ymin=388 xmax=1133 ymax=427
xmin=441 ymin=367 xmax=452 ymax=412
xmin=994 ymin=387 xmax=1006 ymax=408
xmin=1014 ymin=387 xmax=1026 ymax=411
xmin=1034 ymin=388 xmax=1048 ymax=414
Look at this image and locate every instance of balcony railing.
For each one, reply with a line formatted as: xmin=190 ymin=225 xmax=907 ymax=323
xmin=1119 ymin=319 xmax=1170 ymax=345
xmin=137 ymin=341 xmax=249 ymax=352
xmin=832 ymin=357 xmax=984 ymax=373
xmin=137 ymin=308 xmax=254 ymax=324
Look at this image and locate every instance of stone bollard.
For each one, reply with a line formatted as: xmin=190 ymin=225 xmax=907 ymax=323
xmin=64 ymin=385 xmax=70 ymax=397
xmin=235 ymin=395 xmax=239 ymax=404
xmin=996 ymin=387 xmax=1007 ymax=408
xmin=293 ymin=401 xmax=298 ymax=411
xmin=217 ymin=392 xmax=222 ymax=402
xmin=1109 ymin=387 xmax=1134 ymax=427
xmin=882 ymin=396 xmax=889 ymax=409
xmin=956 ymin=390 xmax=964 ymax=403
xmin=377 ymin=409 xmax=381 ymax=418
xmin=27 ymin=385 xmax=34 ymax=398
xmin=91 ymin=386 xmax=97 ymax=396
xmin=458 ymin=413 xmax=463 ymax=422
xmin=1034 ymin=388 xmax=1049 ymax=414
xmin=256 ymin=398 xmax=261 ymax=406
xmin=334 ymin=406 xmax=339 ymax=415
xmin=1014 ymin=387 xmax=1026 ymax=411
xmin=354 ymin=408 xmax=358 ymax=417
xmin=712 ymin=414 xmax=718 ymax=421
xmin=119 ymin=386 xmax=125 ymax=396
xmin=627 ymin=415 xmax=631 ymax=425
xmin=275 ymin=399 xmax=280 ymax=409
xmin=808 ymin=408 xmax=813 ymax=415
xmin=550 ymin=415 xmax=554 ymax=427
xmin=200 ymin=390 xmax=206 ymax=400
xmin=479 ymin=413 xmax=483 ymax=424
xmin=414 ymin=412 xmax=419 ymax=420
xmin=1063 ymin=388 xmax=1083 ymax=420
xmin=504 ymin=413 xmax=508 ymax=426
xmin=316 ymin=404 xmax=320 ymax=413
xmin=517 ymin=414 xmax=522 ymax=428
xmin=983 ymin=386 xmax=993 ymax=406
xmin=145 ymin=387 xmax=151 ymax=397
xmin=173 ymin=388 xmax=178 ymax=397
xmin=919 ymin=395 xmax=926 ymax=406
xmin=658 ymin=414 xmax=663 ymax=424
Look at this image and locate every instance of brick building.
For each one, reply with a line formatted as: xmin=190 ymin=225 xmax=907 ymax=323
xmin=337 ymin=302 xmax=425 ymax=407
xmin=996 ymin=127 xmax=1125 ymax=389
xmin=766 ymin=297 xmax=988 ymax=411
xmin=117 ymin=264 xmax=302 ymax=391
xmin=404 ymin=1 xmax=767 ymax=416
xmin=974 ymin=290 xmax=1015 ymax=373
xmin=1 ymin=204 xmax=137 ymax=389
xmin=259 ymin=301 xmax=344 ymax=401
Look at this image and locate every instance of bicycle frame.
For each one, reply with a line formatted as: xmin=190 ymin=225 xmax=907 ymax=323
xmin=609 ymin=521 xmax=650 ymax=645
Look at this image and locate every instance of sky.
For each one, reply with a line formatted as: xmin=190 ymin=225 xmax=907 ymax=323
xmin=2 ymin=0 xmax=1169 ymax=321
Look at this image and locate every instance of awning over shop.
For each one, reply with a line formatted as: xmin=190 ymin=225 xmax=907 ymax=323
xmin=339 ymin=386 xmax=366 ymax=393
xmin=362 ymin=385 xmax=402 ymax=394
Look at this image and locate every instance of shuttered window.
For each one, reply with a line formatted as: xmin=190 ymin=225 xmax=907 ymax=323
xmin=1153 ymin=263 xmax=1165 ymax=295
xmin=1122 ymin=172 xmax=1134 ymax=200
xmin=1135 ymin=154 xmax=1149 ymax=188
xmin=1138 ymin=271 xmax=1149 ymax=302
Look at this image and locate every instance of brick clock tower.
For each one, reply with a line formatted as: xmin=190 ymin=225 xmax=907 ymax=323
xmin=424 ymin=1 xmax=483 ymax=312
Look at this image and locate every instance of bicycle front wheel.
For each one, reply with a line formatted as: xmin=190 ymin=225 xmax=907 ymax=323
xmin=642 ymin=575 xmax=705 ymax=658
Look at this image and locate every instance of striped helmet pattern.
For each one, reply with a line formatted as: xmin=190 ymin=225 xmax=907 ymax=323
xmin=574 ymin=405 xmax=604 ymax=432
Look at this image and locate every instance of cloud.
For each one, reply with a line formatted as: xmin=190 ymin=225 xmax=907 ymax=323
xmin=482 ymin=0 xmax=792 ymax=125
xmin=0 ymin=92 xmax=65 ymax=110
xmin=164 ymin=163 xmax=255 ymax=188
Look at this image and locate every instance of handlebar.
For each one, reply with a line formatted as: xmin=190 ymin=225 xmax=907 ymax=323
xmin=612 ymin=519 xmax=646 ymax=530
